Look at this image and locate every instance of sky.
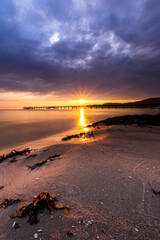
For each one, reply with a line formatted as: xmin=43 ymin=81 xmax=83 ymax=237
xmin=0 ymin=0 xmax=160 ymax=108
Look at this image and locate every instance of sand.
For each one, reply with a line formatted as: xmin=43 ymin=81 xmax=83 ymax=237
xmin=0 ymin=125 xmax=160 ymax=239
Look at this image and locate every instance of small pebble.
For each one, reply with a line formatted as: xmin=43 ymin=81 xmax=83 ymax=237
xmin=135 ymin=228 xmax=139 ymax=232
xmin=88 ymin=221 xmax=92 ymax=226
xmin=12 ymin=222 xmax=16 ymax=228
xmin=38 ymin=229 xmax=42 ymax=233
xmin=12 ymin=222 xmax=19 ymax=229
xmin=34 ymin=233 xmax=38 ymax=239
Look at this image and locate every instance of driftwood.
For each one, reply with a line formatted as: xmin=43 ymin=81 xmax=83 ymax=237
xmin=28 ymin=154 xmax=61 ymax=170
xmin=10 ymin=192 xmax=71 ymax=225
xmin=0 ymin=148 xmax=31 ymax=163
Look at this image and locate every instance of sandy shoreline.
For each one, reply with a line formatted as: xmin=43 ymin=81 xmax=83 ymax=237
xmin=0 ymin=125 xmax=160 ymax=239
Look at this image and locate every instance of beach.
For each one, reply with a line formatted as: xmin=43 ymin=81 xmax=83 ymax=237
xmin=0 ymin=123 xmax=160 ymax=240
xmin=1 ymin=0 xmax=160 ymax=238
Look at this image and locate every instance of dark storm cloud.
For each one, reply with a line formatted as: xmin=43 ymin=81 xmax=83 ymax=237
xmin=0 ymin=0 xmax=160 ymax=99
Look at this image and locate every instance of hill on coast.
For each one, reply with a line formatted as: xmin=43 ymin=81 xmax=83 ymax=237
xmin=103 ymin=97 xmax=160 ymax=106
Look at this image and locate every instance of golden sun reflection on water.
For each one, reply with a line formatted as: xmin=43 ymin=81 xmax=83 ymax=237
xmin=79 ymin=108 xmax=89 ymax=132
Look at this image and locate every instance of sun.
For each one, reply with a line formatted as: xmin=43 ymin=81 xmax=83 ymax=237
xmin=79 ymin=99 xmax=85 ymax=104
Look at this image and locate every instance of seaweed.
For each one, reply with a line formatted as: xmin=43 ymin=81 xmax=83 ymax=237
xmin=62 ymin=134 xmax=81 ymax=141
xmin=10 ymin=158 xmax=18 ymax=163
xmin=25 ymin=154 xmax=37 ymax=159
xmin=28 ymin=154 xmax=61 ymax=170
xmin=0 ymin=148 xmax=31 ymax=163
xmin=152 ymin=189 xmax=160 ymax=195
xmin=10 ymin=192 xmax=71 ymax=225
xmin=0 ymin=198 xmax=22 ymax=208
xmin=62 ymin=131 xmax=94 ymax=141
xmin=147 ymin=181 xmax=160 ymax=196
xmin=42 ymin=148 xmax=50 ymax=152
xmin=67 ymin=230 xmax=74 ymax=237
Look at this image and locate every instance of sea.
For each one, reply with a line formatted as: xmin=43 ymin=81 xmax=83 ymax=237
xmin=0 ymin=108 xmax=159 ymax=154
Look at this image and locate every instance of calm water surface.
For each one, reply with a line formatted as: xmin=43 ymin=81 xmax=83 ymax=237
xmin=0 ymin=108 xmax=159 ymax=153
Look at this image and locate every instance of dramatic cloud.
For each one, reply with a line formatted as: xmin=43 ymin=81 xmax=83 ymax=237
xmin=0 ymin=0 xmax=160 ymax=100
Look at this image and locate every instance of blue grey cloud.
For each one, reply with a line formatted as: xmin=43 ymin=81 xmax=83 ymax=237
xmin=0 ymin=0 xmax=160 ymax=99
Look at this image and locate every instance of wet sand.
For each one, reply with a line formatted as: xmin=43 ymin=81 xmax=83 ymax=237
xmin=0 ymin=125 xmax=160 ymax=239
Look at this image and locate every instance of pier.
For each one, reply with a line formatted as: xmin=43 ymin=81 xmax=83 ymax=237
xmin=23 ymin=104 xmax=160 ymax=110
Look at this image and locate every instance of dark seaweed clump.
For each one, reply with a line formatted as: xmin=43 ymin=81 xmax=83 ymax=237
xmin=10 ymin=192 xmax=71 ymax=225
xmin=87 ymin=113 xmax=160 ymax=127
xmin=0 ymin=198 xmax=22 ymax=208
xmin=28 ymin=154 xmax=61 ymax=170
xmin=62 ymin=132 xmax=94 ymax=141
xmin=0 ymin=148 xmax=31 ymax=163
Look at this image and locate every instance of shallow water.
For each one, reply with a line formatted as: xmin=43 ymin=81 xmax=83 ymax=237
xmin=0 ymin=108 xmax=159 ymax=153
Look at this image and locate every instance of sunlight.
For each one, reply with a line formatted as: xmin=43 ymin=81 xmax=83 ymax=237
xmin=79 ymin=99 xmax=85 ymax=104
xmin=79 ymin=108 xmax=88 ymax=132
